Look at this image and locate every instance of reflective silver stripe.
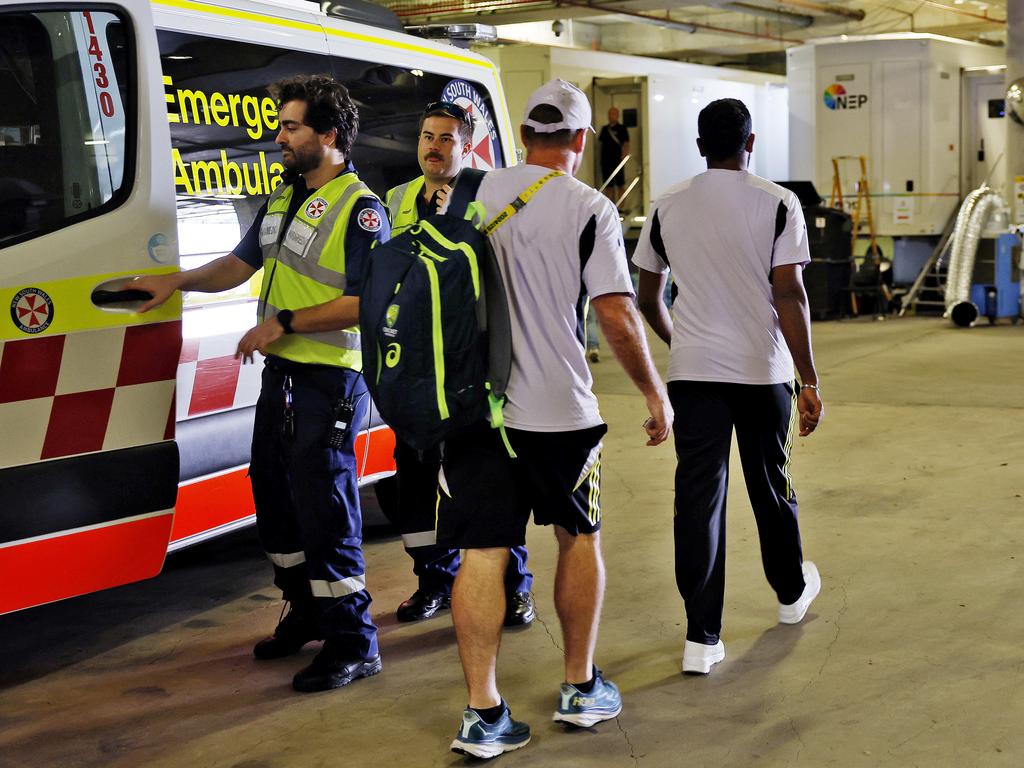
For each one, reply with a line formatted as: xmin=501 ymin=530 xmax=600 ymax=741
xmin=310 ymin=574 xmax=366 ymax=598
xmin=267 ymin=550 xmax=306 ymax=568
xmin=386 ymin=178 xmax=423 ymax=231
xmin=385 ymin=181 xmax=409 ymax=223
xmin=261 ymin=301 xmax=361 ymax=350
xmin=301 ymin=181 xmax=373 ymax=267
xmin=304 ymin=328 xmax=361 ymax=350
xmin=401 ymin=531 xmax=437 ymax=548
xmin=273 ymin=243 xmax=348 ymax=290
xmin=265 ymin=179 xmax=371 ymax=284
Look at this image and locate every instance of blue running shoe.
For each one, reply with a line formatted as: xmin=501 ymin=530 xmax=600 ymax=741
xmin=450 ymin=705 xmax=531 ymax=759
xmin=552 ymin=669 xmax=623 ymax=727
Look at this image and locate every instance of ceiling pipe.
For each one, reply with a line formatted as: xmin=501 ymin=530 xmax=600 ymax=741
xmin=771 ymin=0 xmax=865 ymax=22
xmin=914 ymin=0 xmax=1005 ymax=24
xmin=391 ymin=1 xmax=551 ymax=18
xmin=612 ymin=12 xmax=697 ymax=33
xmin=389 ymin=0 xmax=805 ymax=42
xmin=714 ymin=1 xmax=814 ymax=27
xmin=558 ymin=0 xmax=803 ymax=43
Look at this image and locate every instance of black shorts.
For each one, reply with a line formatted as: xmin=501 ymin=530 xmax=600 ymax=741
xmin=436 ymin=421 xmax=608 ymax=549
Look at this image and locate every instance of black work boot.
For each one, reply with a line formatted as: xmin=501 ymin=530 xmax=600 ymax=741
xmin=253 ymin=607 xmax=321 ymax=660
xmin=396 ymin=590 xmax=451 ymax=622
xmin=292 ymin=641 xmax=383 ymax=692
xmin=504 ymin=591 xmax=535 ymax=627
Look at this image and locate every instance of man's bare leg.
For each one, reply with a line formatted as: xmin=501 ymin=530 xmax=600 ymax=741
xmin=553 ymin=527 xmax=605 ymax=684
xmin=452 ymin=546 xmax=510 ymax=708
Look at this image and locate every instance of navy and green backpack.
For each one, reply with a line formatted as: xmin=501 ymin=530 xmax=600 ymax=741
xmin=360 ymin=169 xmax=512 ymax=452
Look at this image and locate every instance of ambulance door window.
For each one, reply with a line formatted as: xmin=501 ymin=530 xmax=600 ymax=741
xmin=329 ymin=59 xmax=506 ymax=197
xmin=0 ymin=9 xmax=134 ymax=248
xmin=157 ymin=30 xmax=331 ymax=307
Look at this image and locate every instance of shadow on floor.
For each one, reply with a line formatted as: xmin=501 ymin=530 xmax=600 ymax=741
xmin=0 ymin=489 xmax=397 ymax=690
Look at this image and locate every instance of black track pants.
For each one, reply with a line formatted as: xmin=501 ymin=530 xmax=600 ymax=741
xmin=669 ymin=380 xmax=806 ymax=645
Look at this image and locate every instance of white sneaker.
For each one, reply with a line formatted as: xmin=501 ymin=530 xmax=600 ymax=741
xmin=682 ymin=640 xmax=725 ymax=675
xmin=778 ymin=561 xmax=821 ymax=625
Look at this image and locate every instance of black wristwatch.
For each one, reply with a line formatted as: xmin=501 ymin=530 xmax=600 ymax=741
xmin=276 ymin=309 xmax=295 ymax=334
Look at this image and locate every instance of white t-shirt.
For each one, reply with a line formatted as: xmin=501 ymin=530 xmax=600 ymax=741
xmin=632 ymin=169 xmax=809 ymax=385
xmin=476 ymin=164 xmax=634 ymax=432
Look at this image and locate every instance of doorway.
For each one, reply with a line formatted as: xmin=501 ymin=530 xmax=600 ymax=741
xmin=962 ymin=71 xmax=1007 ymax=195
xmin=592 ymin=76 xmax=646 ymax=215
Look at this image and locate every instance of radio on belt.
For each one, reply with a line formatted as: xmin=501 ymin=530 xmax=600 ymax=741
xmin=328 ymin=398 xmax=355 ymax=448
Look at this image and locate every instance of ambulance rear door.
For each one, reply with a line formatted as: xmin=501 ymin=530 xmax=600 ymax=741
xmin=0 ymin=0 xmax=180 ymax=612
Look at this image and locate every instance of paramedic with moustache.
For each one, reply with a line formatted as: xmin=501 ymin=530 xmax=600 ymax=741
xmin=633 ymin=98 xmax=823 ymax=677
xmin=384 ymin=101 xmax=535 ymax=626
xmin=132 ymin=75 xmax=388 ymax=693
xmin=440 ymin=79 xmax=672 ymax=759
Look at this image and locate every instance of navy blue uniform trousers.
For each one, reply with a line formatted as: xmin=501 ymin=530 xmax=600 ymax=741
xmin=394 ymin=439 xmax=532 ymax=596
xmin=250 ymin=357 xmax=377 ymax=660
xmin=669 ymin=380 xmax=806 ymax=645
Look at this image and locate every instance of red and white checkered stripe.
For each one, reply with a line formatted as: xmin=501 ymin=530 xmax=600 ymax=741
xmin=176 ymin=331 xmax=263 ymax=420
xmin=0 ymin=322 xmax=180 ymax=470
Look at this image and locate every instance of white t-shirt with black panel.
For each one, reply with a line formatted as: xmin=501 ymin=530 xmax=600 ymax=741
xmin=632 ymin=169 xmax=809 ymax=385
xmin=476 ymin=164 xmax=634 ymax=432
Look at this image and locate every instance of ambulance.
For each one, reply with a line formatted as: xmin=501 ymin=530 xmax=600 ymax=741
xmin=0 ymin=0 xmax=515 ymax=613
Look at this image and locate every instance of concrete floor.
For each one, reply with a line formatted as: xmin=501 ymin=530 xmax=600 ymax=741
xmin=2 ymin=316 xmax=1022 ymax=768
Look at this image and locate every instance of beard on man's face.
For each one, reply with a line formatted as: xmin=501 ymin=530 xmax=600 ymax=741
xmin=281 ymin=142 xmax=320 ymax=178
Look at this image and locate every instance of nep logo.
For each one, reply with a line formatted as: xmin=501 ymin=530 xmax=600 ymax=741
xmin=823 ymin=83 xmax=867 ymax=110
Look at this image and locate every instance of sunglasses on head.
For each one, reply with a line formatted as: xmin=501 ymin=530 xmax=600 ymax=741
xmin=424 ymin=100 xmax=474 ymax=127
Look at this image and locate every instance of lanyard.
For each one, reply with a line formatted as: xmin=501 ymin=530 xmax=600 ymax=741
xmin=482 ymin=170 xmax=564 ymax=236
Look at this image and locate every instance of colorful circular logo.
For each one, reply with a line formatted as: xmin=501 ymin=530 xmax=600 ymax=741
xmin=11 ymin=287 xmax=54 ymax=334
xmin=823 ymin=84 xmax=846 ymax=110
xmin=441 ymin=79 xmax=503 ymax=170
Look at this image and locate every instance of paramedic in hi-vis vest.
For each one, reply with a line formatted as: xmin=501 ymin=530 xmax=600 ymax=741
xmin=131 ymin=75 xmax=388 ymax=694
xmin=384 ymin=101 xmax=534 ymax=626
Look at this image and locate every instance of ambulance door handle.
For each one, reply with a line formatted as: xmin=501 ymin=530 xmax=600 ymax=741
xmin=91 ymin=288 xmax=153 ymax=305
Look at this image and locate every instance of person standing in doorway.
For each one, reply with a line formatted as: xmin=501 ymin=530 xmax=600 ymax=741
xmin=590 ymin=106 xmax=631 ymax=363
xmin=384 ymin=101 xmax=535 ymax=627
xmin=633 ymin=98 xmax=823 ymax=676
xmin=598 ymin=106 xmax=629 ymax=209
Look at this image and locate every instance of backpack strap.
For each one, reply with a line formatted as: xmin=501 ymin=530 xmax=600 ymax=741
xmin=477 ymin=171 xmax=565 ymax=458
xmin=446 ymin=168 xmax=487 ymax=220
xmin=482 ymin=170 xmax=564 ymax=236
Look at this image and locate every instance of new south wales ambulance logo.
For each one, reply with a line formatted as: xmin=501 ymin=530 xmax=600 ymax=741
xmin=385 ymin=304 xmax=400 ymax=328
xmin=11 ymin=287 xmax=54 ymax=334
xmin=358 ymin=208 xmax=382 ymax=232
xmin=305 ymin=197 xmax=328 ymax=219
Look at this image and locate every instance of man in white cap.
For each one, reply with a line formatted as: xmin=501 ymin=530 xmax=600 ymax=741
xmin=439 ymin=78 xmax=673 ymax=758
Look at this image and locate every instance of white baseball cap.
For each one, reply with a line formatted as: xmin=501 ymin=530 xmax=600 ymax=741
xmin=522 ymin=78 xmax=595 ymax=133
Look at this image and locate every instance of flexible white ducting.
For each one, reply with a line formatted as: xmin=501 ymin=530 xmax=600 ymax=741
xmin=945 ymin=186 xmax=1004 ymax=327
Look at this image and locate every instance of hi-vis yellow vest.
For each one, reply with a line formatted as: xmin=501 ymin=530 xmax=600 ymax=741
xmin=257 ymin=173 xmax=376 ymax=369
xmin=385 ymin=176 xmax=425 ymax=236
xmin=385 ymin=175 xmax=486 ymax=236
